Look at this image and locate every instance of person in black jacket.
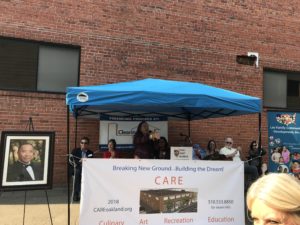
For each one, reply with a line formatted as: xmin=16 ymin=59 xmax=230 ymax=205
xmin=7 ymin=143 xmax=43 ymax=182
xmin=70 ymin=136 xmax=93 ymax=201
xmin=248 ymin=140 xmax=266 ymax=175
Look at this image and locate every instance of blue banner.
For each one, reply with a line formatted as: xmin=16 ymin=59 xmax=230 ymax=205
xmin=267 ymin=112 xmax=300 ymax=178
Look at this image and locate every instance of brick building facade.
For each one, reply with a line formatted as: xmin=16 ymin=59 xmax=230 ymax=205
xmin=140 ymin=189 xmax=197 ymax=213
xmin=1 ymin=1 xmax=300 ymax=185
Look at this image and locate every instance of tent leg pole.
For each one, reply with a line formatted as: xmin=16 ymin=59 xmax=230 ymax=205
xmin=75 ymin=116 xmax=78 ymax=147
xmin=188 ymin=118 xmax=192 ymax=145
xmin=188 ymin=120 xmax=191 ymax=139
xmin=258 ymin=113 xmax=262 ymax=148
xmin=67 ymin=106 xmax=70 ymax=225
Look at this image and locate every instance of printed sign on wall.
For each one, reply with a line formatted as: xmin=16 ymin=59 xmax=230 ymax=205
xmin=170 ymin=147 xmax=193 ymax=160
xmin=267 ymin=111 xmax=300 ymax=178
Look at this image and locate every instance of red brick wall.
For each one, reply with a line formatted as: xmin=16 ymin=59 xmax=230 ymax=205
xmin=1 ymin=1 xmax=300 ymax=185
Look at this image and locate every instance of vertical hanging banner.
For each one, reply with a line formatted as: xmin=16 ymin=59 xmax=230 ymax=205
xmin=267 ymin=111 xmax=300 ymax=175
xmin=80 ymin=159 xmax=245 ymax=225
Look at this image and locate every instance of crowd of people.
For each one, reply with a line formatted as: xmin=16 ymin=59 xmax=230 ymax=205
xmin=73 ymin=121 xmax=267 ymax=165
xmin=65 ymin=121 xmax=300 ymax=225
xmin=69 ymin=120 xmax=300 ymax=202
xmin=270 ymin=145 xmax=300 ymax=176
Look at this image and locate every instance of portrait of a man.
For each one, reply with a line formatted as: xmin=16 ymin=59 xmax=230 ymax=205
xmin=0 ymin=131 xmax=54 ymax=191
xmin=7 ymin=143 xmax=43 ymax=182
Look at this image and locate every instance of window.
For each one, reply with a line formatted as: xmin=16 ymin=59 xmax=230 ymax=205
xmin=264 ymin=70 xmax=300 ymax=109
xmin=287 ymin=80 xmax=300 ymax=96
xmin=0 ymin=37 xmax=80 ymax=93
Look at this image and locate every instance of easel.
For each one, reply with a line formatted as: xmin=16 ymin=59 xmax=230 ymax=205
xmin=22 ymin=117 xmax=53 ymax=225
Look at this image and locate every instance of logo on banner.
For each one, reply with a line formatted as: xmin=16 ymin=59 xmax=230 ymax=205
xmin=276 ymin=113 xmax=296 ymax=126
xmin=77 ymin=92 xmax=89 ymax=102
xmin=171 ymin=147 xmax=192 ymax=160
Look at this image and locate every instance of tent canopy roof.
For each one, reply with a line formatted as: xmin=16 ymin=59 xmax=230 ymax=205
xmin=66 ymin=78 xmax=261 ymax=120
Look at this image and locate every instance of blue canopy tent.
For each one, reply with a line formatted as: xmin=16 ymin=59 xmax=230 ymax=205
xmin=65 ymin=78 xmax=261 ymax=224
xmin=66 ymin=78 xmax=261 ymax=120
xmin=66 ymin=78 xmax=262 ymax=146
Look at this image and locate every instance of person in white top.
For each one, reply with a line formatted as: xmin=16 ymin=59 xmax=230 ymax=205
xmin=220 ymin=137 xmax=241 ymax=161
xmin=220 ymin=137 xmax=259 ymax=190
xmin=271 ymin=147 xmax=281 ymax=163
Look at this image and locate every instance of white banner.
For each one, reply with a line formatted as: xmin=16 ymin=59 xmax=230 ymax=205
xmin=99 ymin=117 xmax=168 ymax=150
xmin=80 ymin=159 xmax=245 ymax=225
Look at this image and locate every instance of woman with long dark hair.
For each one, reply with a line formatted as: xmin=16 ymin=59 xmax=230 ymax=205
xmin=248 ymin=140 xmax=266 ymax=175
xmin=157 ymin=136 xmax=170 ymax=159
xmin=207 ymin=139 xmax=218 ymax=155
xmin=103 ymin=139 xmax=119 ymax=158
xmin=203 ymin=139 xmax=227 ymax=160
xmin=133 ymin=121 xmax=159 ymax=159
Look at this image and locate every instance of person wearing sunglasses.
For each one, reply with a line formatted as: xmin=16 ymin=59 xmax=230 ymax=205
xmin=220 ymin=137 xmax=240 ymax=161
xmin=70 ymin=136 xmax=94 ymax=202
xmin=220 ymin=137 xmax=259 ymax=190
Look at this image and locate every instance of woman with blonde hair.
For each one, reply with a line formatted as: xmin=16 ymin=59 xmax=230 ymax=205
xmin=247 ymin=173 xmax=300 ymax=225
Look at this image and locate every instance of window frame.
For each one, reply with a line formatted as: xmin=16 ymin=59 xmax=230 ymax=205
xmin=0 ymin=36 xmax=81 ymax=94
xmin=264 ymin=68 xmax=300 ymax=110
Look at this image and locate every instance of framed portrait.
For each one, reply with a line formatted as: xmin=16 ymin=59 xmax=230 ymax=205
xmin=0 ymin=131 xmax=55 ymax=191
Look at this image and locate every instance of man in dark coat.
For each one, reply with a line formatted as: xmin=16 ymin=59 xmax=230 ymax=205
xmin=7 ymin=143 xmax=43 ymax=182
xmin=70 ymin=136 xmax=93 ymax=201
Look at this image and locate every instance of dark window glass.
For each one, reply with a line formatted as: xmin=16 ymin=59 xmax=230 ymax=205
xmin=37 ymin=46 xmax=79 ymax=92
xmin=287 ymin=80 xmax=299 ymax=97
xmin=0 ymin=39 xmax=38 ymax=90
xmin=0 ymin=37 xmax=79 ymax=93
xmin=264 ymin=70 xmax=300 ymax=109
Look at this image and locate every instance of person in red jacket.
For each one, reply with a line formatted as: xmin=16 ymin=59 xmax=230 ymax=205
xmin=103 ymin=139 xmax=120 ymax=159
